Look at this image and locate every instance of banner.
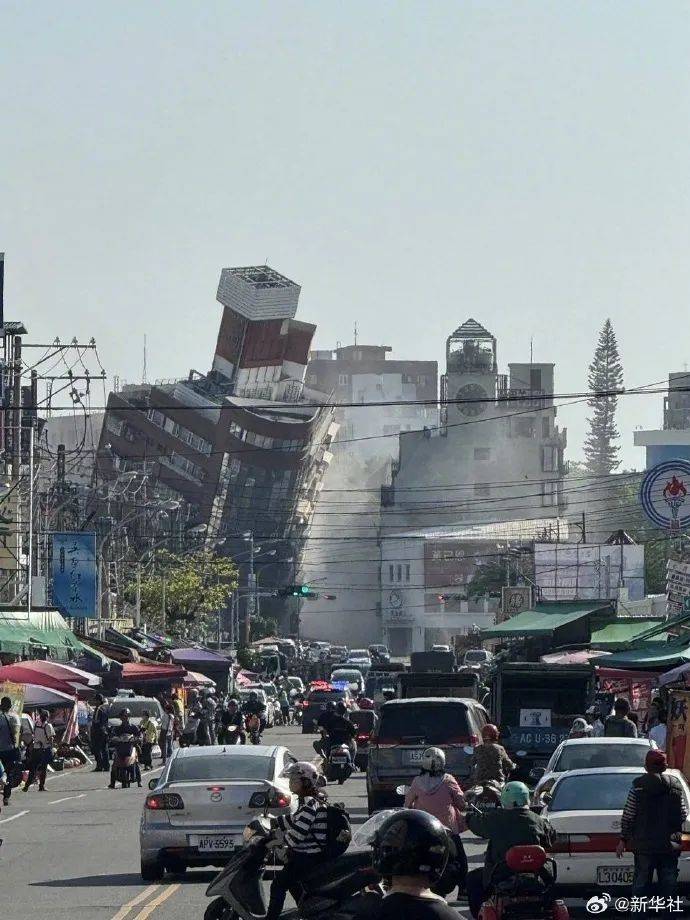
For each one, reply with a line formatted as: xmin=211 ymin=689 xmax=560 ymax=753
xmin=667 ymin=690 xmax=690 ymax=780
xmin=52 ymin=532 xmax=97 ymax=618
xmin=0 ymin=680 xmax=24 ymax=715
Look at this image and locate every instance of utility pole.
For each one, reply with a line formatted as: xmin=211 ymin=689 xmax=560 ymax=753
xmin=244 ymin=532 xmax=255 ymax=645
xmin=11 ymin=335 xmax=21 ymax=480
xmin=56 ymin=444 xmax=66 ymax=530
xmin=135 ymin=564 xmax=141 ymax=628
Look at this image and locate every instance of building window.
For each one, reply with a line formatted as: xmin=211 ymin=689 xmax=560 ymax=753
xmin=105 ymin=415 xmax=124 ymax=437
xmin=474 ymin=447 xmax=491 ymax=462
xmin=389 ymin=564 xmax=394 ymax=582
xmin=397 ymin=564 xmax=403 ymax=582
xmin=338 ymin=374 xmax=349 ymax=386
xmin=474 ymin=482 xmax=490 ymax=499
xmin=417 ymin=375 xmax=426 ymax=385
xmin=542 ymin=481 xmax=558 ymax=506
xmin=513 ymin=417 xmax=535 ymax=438
xmin=542 ymin=417 xmax=550 ymax=438
xmin=405 ymin=564 xmax=410 ymax=582
xmin=542 ymin=445 xmax=558 ymax=472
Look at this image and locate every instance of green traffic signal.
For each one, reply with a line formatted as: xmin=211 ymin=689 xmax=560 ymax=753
xmin=300 ymin=584 xmax=311 ymax=595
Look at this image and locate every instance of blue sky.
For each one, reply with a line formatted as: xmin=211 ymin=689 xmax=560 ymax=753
xmin=1 ymin=1 xmax=689 ymax=466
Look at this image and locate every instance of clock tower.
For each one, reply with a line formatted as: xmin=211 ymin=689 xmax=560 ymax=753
xmin=442 ymin=319 xmax=497 ymax=425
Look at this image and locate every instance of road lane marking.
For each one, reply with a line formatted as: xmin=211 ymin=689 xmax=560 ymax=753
xmin=130 ymin=884 xmax=180 ymax=920
xmin=0 ymin=809 xmax=29 ymax=824
xmin=110 ymin=885 xmax=160 ymax=920
xmin=49 ymin=793 xmax=87 ymax=805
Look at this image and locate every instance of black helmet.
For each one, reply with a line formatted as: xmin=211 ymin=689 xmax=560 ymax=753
xmin=326 ymin=701 xmax=337 ymax=712
xmin=119 ymin=708 xmax=131 ymax=718
xmin=336 ymin=701 xmax=347 ymax=715
xmin=372 ymin=809 xmax=449 ymax=881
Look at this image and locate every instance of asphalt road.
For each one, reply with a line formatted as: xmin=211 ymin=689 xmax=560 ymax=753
xmin=2 ymin=725 xmax=591 ymax=920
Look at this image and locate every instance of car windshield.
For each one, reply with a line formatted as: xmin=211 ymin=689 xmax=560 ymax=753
xmin=378 ymin=704 xmax=470 ymax=743
xmin=168 ymin=754 xmax=274 ymax=782
xmin=553 ymin=743 xmax=649 ymax=772
xmin=350 ymin=650 xmax=369 ymax=658
xmin=549 ymin=772 xmax=644 ymax=812
xmin=307 ymin=690 xmax=345 ymax=702
xmin=465 ymin=651 xmax=487 ymax=662
xmin=108 ymin=700 xmax=161 ymax=719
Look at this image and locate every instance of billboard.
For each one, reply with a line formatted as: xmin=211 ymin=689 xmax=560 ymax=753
xmin=52 ymin=532 xmax=97 ymax=618
xmin=534 ymin=542 xmax=645 ymax=601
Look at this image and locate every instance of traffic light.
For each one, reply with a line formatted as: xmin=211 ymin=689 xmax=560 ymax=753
xmin=276 ymin=584 xmax=318 ymax=599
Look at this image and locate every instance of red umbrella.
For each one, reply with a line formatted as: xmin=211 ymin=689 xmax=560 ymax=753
xmin=0 ymin=663 xmax=83 ymax=695
xmin=7 ymin=659 xmax=100 ymax=688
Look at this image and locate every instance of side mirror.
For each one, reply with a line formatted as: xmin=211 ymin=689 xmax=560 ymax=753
xmin=540 ymin=792 xmax=553 ymax=806
xmin=529 ymin=767 xmax=546 ymax=782
xmin=396 ymin=785 xmax=409 ymax=796
xmin=148 ymin=777 xmax=158 ymax=790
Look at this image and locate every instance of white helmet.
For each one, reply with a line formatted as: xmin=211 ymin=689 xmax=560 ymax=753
xmin=421 ymin=747 xmax=446 ymax=775
xmin=281 ymin=761 xmax=326 ymax=788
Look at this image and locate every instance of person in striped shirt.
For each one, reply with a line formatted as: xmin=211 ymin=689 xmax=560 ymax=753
xmin=266 ymin=761 xmax=328 ymax=920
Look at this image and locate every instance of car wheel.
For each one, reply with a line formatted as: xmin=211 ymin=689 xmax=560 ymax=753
xmin=204 ymin=897 xmax=237 ymax=920
xmin=166 ymin=860 xmax=187 ymax=876
xmin=140 ymin=858 xmax=164 ymax=881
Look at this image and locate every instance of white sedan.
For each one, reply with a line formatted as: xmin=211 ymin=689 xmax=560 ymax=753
xmin=140 ymin=744 xmax=297 ymax=879
xmin=542 ymin=766 xmax=690 ymax=896
xmin=531 ymin=737 xmax=656 ymax=804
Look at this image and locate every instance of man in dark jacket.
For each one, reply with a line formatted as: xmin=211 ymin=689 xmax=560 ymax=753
xmin=465 ymin=781 xmax=555 ymax=919
xmin=618 ymin=749 xmax=687 ymax=897
xmin=605 ymin=698 xmax=638 ymax=738
xmin=90 ymin=693 xmax=110 ymax=772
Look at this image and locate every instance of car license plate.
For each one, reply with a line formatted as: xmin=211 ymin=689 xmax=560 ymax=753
xmin=194 ymin=835 xmax=235 ymax=853
xmin=404 ymin=750 xmax=425 ymax=764
xmin=597 ymin=865 xmax=633 ymax=886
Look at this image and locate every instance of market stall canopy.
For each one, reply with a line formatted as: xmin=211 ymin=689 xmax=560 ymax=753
xmin=120 ymin=661 xmax=187 ymax=687
xmin=22 ymin=683 xmax=77 ymax=708
xmin=480 ymin=602 xmax=610 ymax=642
xmin=183 ymin=670 xmax=216 ymax=688
xmin=0 ymin=609 xmax=95 ymax=663
xmin=591 ymin=619 xmax=669 ymax=649
xmin=541 ymin=649 xmax=611 ymax=665
xmin=602 ymin=639 xmax=690 ymax=671
xmin=659 ymin=661 xmax=690 ymax=687
xmin=169 ymin=648 xmax=231 ymax=683
xmin=11 ymin=659 xmax=100 ymax=688
xmin=0 ymin=663 xmax=86 ymax=695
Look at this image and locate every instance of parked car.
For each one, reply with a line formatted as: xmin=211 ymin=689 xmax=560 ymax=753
xmin=140 ymin=744 xmax=297 ymax=879
xmin=346 ymin=649 xmax=372 ymax=675
xmin=107 ymin=696 xmax=164 ymax=732
xmin=301 ymin=686 xmax=354 ymax=734
xmin=543 ymin=766 xmax=690 ymax=896
xmin=307 ymin=641 xmax=331 ymax=662
xmin=330 ymin=667 xmax=365 ymax=695
xmin=366 ymin=697 xmax=489 ymax=812
xmin=430 ymin=644 xmax=452 ymax=653
xmin=531 ymin=737 xmax=657 ymax=805
xmin=368 ymin=644 xmax=391 ymax=664
xmin=462 ymin=648 xmax=493 ymax=668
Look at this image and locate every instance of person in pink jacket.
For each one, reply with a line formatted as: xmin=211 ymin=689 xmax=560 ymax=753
xmin=405 ymin=746 xmax=466 ymax=832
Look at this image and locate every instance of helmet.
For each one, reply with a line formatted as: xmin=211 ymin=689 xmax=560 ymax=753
xmin=482 ymin=723 xmax=499 ymax=742
xmin=501 ymin=781 xmax=530 ymax=809
xmin=358 ymin=698 xmax=375 ymax=710
xmin=421 ymin=747 xmax=446 ymax=775
xmin=119 ymin=708 xmax=131 ymax=718
xmin=336 ymin=701 xmax=347 ymax=715
xmin=372 ymin=809 xmax=449 ymax=881
xmin=281 ymin=761 xmax=326 ymax=788
xmin=570 ymin=717 xmax=588 ymax=734
xmin=249 ymin=690 xmax=258 ymax=700
xmin=326 ymin=701 xmax=337 ymax=713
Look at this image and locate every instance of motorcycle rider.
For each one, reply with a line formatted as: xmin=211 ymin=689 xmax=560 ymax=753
xmin=108 ymin=709 xmax=142 ymax=789
xmin=265 ymin=761 xmax=330 ymax=920
xmin=322 ymin=702 xmax=357 ymax=768
xmin=367 ymin=808 xmax=461 ymax=920
xmin=219 ymin=699 xmax=246 ymax=745
xmin=469 ymin=724 xmax=515 ymax=788
xmin=242 ymin=691 xmax=267 ymax=736
xmin=404 ymin=747 xmax=468 ymax=897
xmin=465 ymin=780 xmax=556 ymax=919
xmin=568 ymin=717 xmax=591 ymax=739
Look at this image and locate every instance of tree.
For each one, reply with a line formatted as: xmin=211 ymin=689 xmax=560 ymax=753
xmin=127 ymin=550 xmax=238 ymax=643
xmin=584 ymin=319 xmax=624 ymax=475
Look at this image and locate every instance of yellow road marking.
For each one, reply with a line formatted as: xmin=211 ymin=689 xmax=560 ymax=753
xmin=130 ymin=883 xmax=181 ymax=920
xmin=110 ymin=885 xmax=160 ymax=920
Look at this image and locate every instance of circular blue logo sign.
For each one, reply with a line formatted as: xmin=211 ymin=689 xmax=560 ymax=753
xmin=640 ymin=459 xmax=690 ymax=531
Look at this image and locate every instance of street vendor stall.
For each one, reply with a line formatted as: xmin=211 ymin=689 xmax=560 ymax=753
xmin=118 ymin=660 xmax=187 ymax=693
xmin=0 ymin=662 xmax=91 ymax=697
xmin=169 ymin=647 xmax=231 ymax=690
xmin=595 ymin=666 xmax=659 ymax=728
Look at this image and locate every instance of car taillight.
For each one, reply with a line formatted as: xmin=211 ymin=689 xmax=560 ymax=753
xmin=551 ymin=833 xmax=621 ymax=854
xmin=248 ymin=791 xmax=269 ymax=808
xmin=146 ymin=793 xmax=184 ymax=810
xmin=357 ymin=733 xmax=369 ymax=742
xmin=249 ymin=788 xmax=292 ymax=809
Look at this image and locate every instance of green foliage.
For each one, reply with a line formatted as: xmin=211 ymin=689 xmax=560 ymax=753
xmin=129 ymin=550 xmax=238 ymax=642
xmin=469 ymin=560 xmax=515 ymax=599
xmin=584 ymin=319 xmax=624 ymax=475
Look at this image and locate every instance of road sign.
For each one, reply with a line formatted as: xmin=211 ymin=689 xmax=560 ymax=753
xmin=640 ymin=459 xmax=690 ymax=532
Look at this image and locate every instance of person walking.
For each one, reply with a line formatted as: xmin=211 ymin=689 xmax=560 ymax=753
xmin=90 ymin=693 xmax=110 ymax=772
xmin=605 ymin=698 xmax=638 ymax=738
xmin=617 ymin=749 xmax=687 ymax=898
xmin=24 ymin=709 xmax=55 ymax=792
xmin=0 ymin=696 xmax=21 ymax=807
xmin=139 ymin=710 xmax=158 ymax=770
xmin=158 ymin=703 xmax=175 ymax=765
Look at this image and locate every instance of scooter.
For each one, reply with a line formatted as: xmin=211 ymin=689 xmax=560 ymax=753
xmin=111 ymin=733 xmax=138 ymax=788
xmin=326 ymin=743 xmax=353 ymax=785
xmin=464 ymin=779 xmax=504 ymax=812
xmin=204 ymin=813 xmax=384 ymax=920
xmin=246 ymin=714 xmax=262 ymax=745
xmin=478 ymin=844 xmax=569 ymax=920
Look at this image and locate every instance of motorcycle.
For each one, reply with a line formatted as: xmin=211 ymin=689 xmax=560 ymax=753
xmin=464 ymin=779 xmax=504 ymax=813
xmin=478 ymin=844 xmax=569 ymax=920
xmin=326 ymin=743 xmax=353 ymax=785
xmin=246 ymin=714 xmax=262 ymax=745
xmin=111 ymin=732 xmax=138 ymax=788
xmin=204 ymin=810 xmax=386 ymax=920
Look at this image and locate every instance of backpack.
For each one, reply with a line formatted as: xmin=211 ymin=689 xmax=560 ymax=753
xmin=324 ymin=802 xmax=352 ymax=857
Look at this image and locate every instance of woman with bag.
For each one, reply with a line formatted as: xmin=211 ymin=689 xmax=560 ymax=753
xmin=24 ymin=709 xmax=55 ymax=792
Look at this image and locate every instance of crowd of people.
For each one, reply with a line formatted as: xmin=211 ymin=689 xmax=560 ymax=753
xmin=566 ymin=694 xmax=668 ymax=749
xmin=0 ymin=695 xmax=60 ymax=810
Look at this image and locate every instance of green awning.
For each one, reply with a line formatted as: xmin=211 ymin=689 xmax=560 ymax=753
xmin=602 ymin=641 xmax=690 ymax=670
xmin=481 ymin=602 xmax=605 ymax=640
xmin=0 ymin=609 xmax=91 ymax=662
xmin=591 ymin=620 xmax=669 ymax=648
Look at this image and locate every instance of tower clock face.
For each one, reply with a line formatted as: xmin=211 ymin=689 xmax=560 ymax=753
xmin=456 ymin=383 xmax=487 ymax=417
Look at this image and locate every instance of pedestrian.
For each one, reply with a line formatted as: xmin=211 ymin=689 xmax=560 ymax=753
xmin=158 ymin=703 xmax=175 ymax=764
xmin=180 ymin=709 xmax=201 ymax=747
xmin=139 ymin=710 xmax=158 ymax=771
xmin=24 ymin=709 xmax=55 ymax=792
xmin=586 ymin=705 xmax=605 ymax=738
xmin=617 ymin=749 xmax=686 ymax=898
xmin=568 ymin=717 xmax=592 ymax=739
xmin=278 ymin=687 xmax=290 ymax=725
xmin=605 ymin=698 xmax=638 ymax=738
xmin=170 ymin=690 xmax=184 ymax=723
xmin=0 ymin=696 xmax=21 ymax=807
xmin=649 ymin=715 xmax=667 ymax=752
xmin=90 ymin=693 xmax=110 ymax=772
